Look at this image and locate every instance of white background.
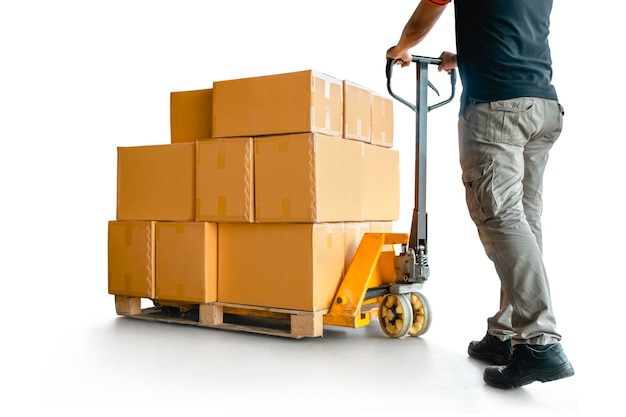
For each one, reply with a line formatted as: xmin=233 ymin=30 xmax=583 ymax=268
xmin=1 ymin=1 xmax=622 ymax=415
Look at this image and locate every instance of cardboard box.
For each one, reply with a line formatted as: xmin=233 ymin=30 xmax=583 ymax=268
xmin=117 ymin=142 xmax=195 ymax=221
xmin=212 ymin=70 xmax=343 ymax=138
xmin=254 ymin=133 xmax=362 ymax=222
xmin=343 ymin=222 xmax=396 ymax=287
xmin=371 ymin=92 xmax=394 ymax=148
xmin=361 ymin=144 xmax=400 ymax=221
xmin=108 ymin=221 xmax=156 ymax=298
xmin=155 ymin=222 xmax=218 ymax=303
xmin=170 ymin=88 xmax=213 ymax=143
xmin=218 ymin=223 xmax=345 ymax=311
xmin=343 ymin=222 xmax=371 ymax=271
xmin=369 ymin=221 xmax=394 ymax=233
xmin=196 ymin=137 xmax=254 ymax=222
xmin=370 ymin=220 xmax=395 ymax=253
xmin=343 ymin=80 xmax=372 ymax=143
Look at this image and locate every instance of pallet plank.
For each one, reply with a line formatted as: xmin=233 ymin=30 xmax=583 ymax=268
xmin=115 ymin=298 xmax=328 ymax=339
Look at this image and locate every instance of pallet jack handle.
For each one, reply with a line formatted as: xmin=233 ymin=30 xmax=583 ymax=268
xmin=385 ymin=55 xmax=456 ymax=252
xmin=386 ymin=56 xmax=456 ymax=112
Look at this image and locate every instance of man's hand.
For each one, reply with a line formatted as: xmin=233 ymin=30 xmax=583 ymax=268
xmin=386 ymin=46 xmax=412 ymax=67
xmin=438 ymin=51 xmax=457 ymax=74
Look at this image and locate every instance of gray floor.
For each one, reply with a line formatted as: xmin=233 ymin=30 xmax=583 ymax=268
xmin=9 ymin=288 xmax=585 ymax=416
xmin=3 ymin=210 xmax=603 ymax=416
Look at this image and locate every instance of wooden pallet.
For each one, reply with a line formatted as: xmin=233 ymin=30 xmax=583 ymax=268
xmin=114 ymin=295 xmax=327 ymax=339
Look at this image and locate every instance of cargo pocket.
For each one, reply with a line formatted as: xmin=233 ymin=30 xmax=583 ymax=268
xmin=486 ymin=99 xmax=533 ymax=146
xmin=462 ymin=160 xmax=497 ymax=225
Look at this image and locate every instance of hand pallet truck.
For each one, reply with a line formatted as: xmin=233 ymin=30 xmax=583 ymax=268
xmin=323 ymin=55 xmax=456 ymax=338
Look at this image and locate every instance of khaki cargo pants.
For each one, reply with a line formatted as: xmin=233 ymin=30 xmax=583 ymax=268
xmin=458 ymin=97 xmax=564 ymax=345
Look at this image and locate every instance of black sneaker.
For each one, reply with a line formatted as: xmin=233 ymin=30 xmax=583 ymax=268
xmin=468 ymin=332 xmax=513 ymax=365
xmin=483 ymin=343 xmax=575 ymax=389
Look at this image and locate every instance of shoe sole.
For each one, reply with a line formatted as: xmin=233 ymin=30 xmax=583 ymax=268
xmin=468 ymin=348 xmax=511 ymax=365
xmin=483 ymin=364 xmax=575 ymax=389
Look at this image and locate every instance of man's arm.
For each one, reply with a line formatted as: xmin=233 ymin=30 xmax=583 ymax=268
xmin=387 ymin=0 xmax=450 ymax=67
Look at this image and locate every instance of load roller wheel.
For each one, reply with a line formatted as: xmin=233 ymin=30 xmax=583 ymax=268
xmin=378 ymin=293 xmax=413 ymax=338
xmin=408 ymin=291 xmax=432 ymax=337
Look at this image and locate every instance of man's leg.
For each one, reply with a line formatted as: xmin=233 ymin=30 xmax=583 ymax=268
xmin=458 ymin=98 xmax=560 ymax=345
xmin=459 ymin=97 xmax=573 ymax=387
xmin=522 ymin=101 xmax=564 ymax=254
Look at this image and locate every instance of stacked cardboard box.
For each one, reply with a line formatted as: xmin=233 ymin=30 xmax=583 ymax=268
xmin=108 ymin=69 xmax=397 ymax=313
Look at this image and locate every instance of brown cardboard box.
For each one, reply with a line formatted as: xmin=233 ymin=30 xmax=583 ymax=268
xmin=370 ymin=221 xmax=394 ymax=233
xmin=155 ymin=222 xmax=218 ymax=303
xmin=361 ymin=144 xmax=400 ymax=221
xmin=212 ymin=70 xmax=343 ymax=138
xmin=370 ymin=220 xmax=395 ymax=253
xmin=108 ymin=221 xmax=156 ymax=298
xmin=343 ymin=222 xmax=395 ymax=284
xmin=170 ymin=88 xmax=213 ymax=143
xmin=116 ymin=142 xmax=195 ymax=221
xmin=217 ymin=223 xmax=345 ymax=311
xmin=343 ymin=222 xmax=371 ymax=271
xmin=343 ymin=80 xmax=372 ymax=143
xmin=254 ymin=133 xmax=362 ymax=222
xmin=371 ymin=92 xmax=394 ymax=148
xmin=196 ymin=137 xmax=254 ymax=222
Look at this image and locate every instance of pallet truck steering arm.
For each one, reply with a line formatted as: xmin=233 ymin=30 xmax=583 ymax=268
xmin=386 ymin=55 xmax=456 ymax=258
xmin=323 ymin=56 xmax=456 ymax=338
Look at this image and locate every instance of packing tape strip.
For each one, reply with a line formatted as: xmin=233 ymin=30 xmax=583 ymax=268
xmin=218 ymin=196 xmax=227 ymax=215
xmin=144 ymin=223 xmax=154 ymax=297
xmin=217 ymin=148 xmax=226 ymax=169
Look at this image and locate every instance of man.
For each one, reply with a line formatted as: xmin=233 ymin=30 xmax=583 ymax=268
xmin=386 ymin=0 xmax=574 ymax=389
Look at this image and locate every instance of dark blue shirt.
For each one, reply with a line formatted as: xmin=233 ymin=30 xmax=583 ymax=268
xmin=453 ymin=0 xmax=557 ymax=113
